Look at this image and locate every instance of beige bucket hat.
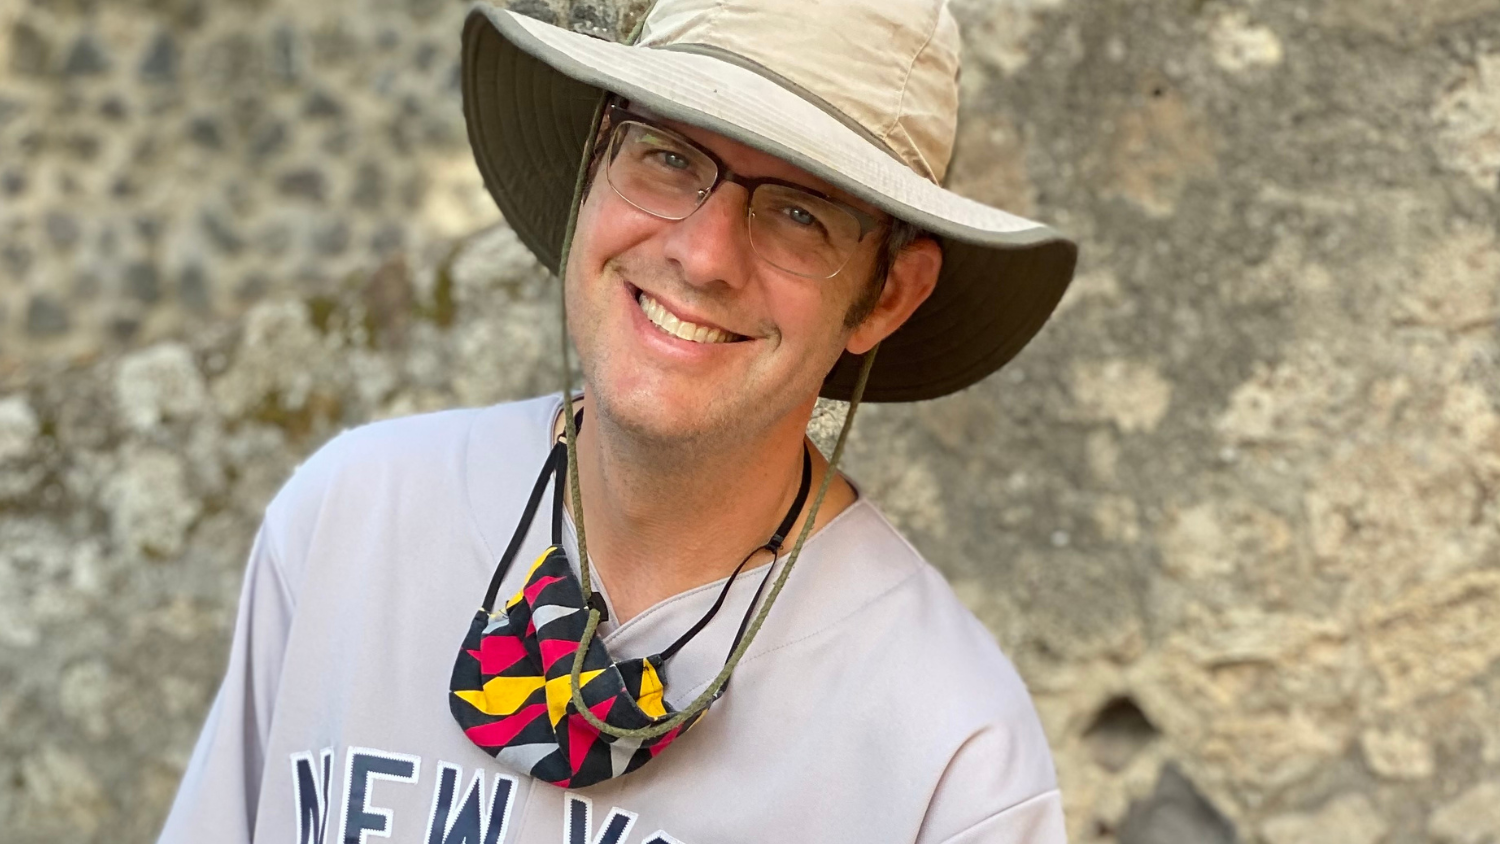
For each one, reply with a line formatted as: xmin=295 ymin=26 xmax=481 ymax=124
xmin=461 ymin=0 xmax=1078 ymax=402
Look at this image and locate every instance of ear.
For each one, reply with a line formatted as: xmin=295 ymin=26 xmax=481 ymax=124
xmin=845 ymin=237 xmax=942 ymax=355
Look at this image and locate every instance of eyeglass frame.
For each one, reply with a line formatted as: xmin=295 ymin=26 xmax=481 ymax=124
xmin=598 ymin=103 xmax=886 ymax=279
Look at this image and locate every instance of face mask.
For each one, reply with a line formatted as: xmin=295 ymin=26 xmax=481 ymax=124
xmin=450 ymin=409 xmax=811 ymax=788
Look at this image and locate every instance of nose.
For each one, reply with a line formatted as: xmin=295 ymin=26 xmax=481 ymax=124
xmin=658 ymin=182 xmax=756 ymax=290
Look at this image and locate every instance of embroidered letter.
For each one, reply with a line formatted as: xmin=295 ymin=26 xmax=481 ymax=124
xmin=337 ymin=747 xmax=421 ymax=844
xmin=564 ymin=793 xmax=637 ymax=844
xmin=423 ymin=762 xmax=516 ymax=844
xmin=291 ymin=749 xmax=335 ymax=844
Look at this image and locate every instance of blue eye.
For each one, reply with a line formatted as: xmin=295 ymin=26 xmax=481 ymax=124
xmin=784 ymin=206 xmax=815 ymax=226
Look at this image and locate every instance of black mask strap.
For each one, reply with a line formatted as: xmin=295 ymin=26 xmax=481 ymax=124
xmin=658 ymin=442 xmax=813 ymax=662
xmin=481 ymin=407 xmax=584 ymax=614
xmin=714 ymin=442 xmax=813 ymax=695
xmin=548 ymin=409 xmax=610 ymax=619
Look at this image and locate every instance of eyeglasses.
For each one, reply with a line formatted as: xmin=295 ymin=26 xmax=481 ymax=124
xmin=602 ymin=105 xmax=881 ymax=280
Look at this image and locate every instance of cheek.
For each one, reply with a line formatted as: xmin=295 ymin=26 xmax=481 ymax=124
xmin=571 ymin=172 xmax=665 ymax=269
xmin=570 ymin=182 xmax=619 ymax=272
xmin=759 ymin=281 xmax=854 ymax=367
xmin=794 ymin=260 xmax=870 ymax=334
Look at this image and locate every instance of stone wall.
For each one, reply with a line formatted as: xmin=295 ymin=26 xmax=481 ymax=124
xmin=3 ymin=0 xmax=1499 ymax=842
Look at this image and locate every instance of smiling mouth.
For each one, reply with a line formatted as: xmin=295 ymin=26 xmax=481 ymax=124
xmin=633 ymin=288 xmax=747 ymax=345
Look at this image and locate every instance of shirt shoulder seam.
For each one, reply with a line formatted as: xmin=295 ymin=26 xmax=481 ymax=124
xmin=460 ymin=402 xmax=502 ymax=563
xmin=931 ymin=788 xmax=1063 ymax=843
xmin=258 ymin=510 xmax=298 ymax=613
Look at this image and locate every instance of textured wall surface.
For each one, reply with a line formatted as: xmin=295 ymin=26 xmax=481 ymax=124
xmin=3 ymin=0 xmax=1500 ymax=842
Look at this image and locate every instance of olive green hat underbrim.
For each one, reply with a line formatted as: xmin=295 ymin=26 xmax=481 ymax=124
xmin=461 ymin=5 xmax=1079 ymax=403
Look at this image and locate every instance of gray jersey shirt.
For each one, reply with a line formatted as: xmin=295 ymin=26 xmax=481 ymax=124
xmin=156 ymin=395 xmax=1066 ymax=844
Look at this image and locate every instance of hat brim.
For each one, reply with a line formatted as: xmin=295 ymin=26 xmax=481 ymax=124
xmin=461 ymin=4 xmax=1078 ymax=402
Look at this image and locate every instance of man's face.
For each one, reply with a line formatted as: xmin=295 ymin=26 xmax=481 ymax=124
xmin=564 ymin=112 xmax=892 ymax=447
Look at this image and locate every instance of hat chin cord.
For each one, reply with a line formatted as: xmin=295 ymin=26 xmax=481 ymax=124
xmin=551 ymin=58 xmax=879 ymax=740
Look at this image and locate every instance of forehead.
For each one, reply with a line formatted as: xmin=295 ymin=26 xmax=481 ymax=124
xmin=627 ymin=103 xmax=882 ymax=218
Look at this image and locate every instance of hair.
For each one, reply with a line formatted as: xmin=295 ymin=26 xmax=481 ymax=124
xmin=844 ymin=218 xmax=927 ymax=329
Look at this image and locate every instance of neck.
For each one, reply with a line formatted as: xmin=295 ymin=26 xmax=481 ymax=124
xmin=566 ymin=394 xmax=848 ymax=623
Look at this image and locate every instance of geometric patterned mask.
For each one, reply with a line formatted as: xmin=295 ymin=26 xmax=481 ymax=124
xmin=449 ymin=411 xmax=810 ymax=788
xmin=449 ymin=545 xmax=699 ymax=787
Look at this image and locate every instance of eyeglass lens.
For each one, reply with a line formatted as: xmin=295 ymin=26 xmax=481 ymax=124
xmin=606 ymin=121 xmax=864 ymax=279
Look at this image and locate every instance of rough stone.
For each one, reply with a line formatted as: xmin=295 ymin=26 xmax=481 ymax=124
xmin=1433 ymin=53 xmax=1500 ymax=192
xmin=235 ymin=273 xmax=270 ymax=302
xmin=25 ymin=295 xmax=71 ymax=337
xmin=313 ymin=220 xmax=350 ymax=256
xmin=0 ymin=395 xmax=41 ymax=463
xmin=1101 ymin=87 xmax=1219 ymax=218
xmin=44 ymin=213 xmax=82 ymax=250
xmin=567 ymin=0 xmax=617 ymax=38
xmin=198 ymin=210 xmax=243 ymax=255
xmin=276 ymin=168 xmax=326 ymax=202
xmin=270 ymin=25 xmax=301 ymax=83
xmin=1208 ymin=12 xmax=1284 ymax=74
xmin=99 ymin=95 xmax=128 ymax=121
xmin=4 ymin=242 xmax=35 ymax=276
xmin=302 ymin=89 xmax=343 ymax=119
xmin=370 ymin=223 xmax=404 ymax=255
xmin=1196 ymin=709 xmax=1348 ymax=792
xmin=951 ymin=0 xmax=1067 ymax=77
xmin=58 ymin=660 xmax=115 ymax=740
xmin=1363 ymin=571 xmax=1500 ymax=708
xmin=1262 ymin=794 xmax=1387 ymax=844
xmin=947 ymin=113 xmax=1035 ymax=214
xmin=124 ymin=262 xmax=162 ymax=304
xmin=115 ymin=343 xmax=208 ymax=433
xmin=1070 ymin=359 xmax=1173 ymax=433
xmin=210 ymin=300 xmax=324 ymax=417
xmin=9 ymin=21 xmax=52 ymax=77
xmin=103 ymin=446 xmax=201 ymax=559
xmin=186 ymin=116 xmax=223 ymax=149
xmin=1083 ymin=697 xmax=1159 ymax=772
xmin=507 ymin=0 xmax=561 ymax=25
xmin=1118 ymin=764 xmax=1236 ymax=844
xmin=15 ymin=746 xmax=109 ymax=837
xmin=448 ymin=224 xmax=539 ymax=300
xmin=1392 ymin=225 xmax=1500 ymax=332
xmin=139 ymin=31 xmax=179 ymax=84
xmin=1429 ymin=780 xmax=1500 ymax=844
xmin=248 ymin=121 xmax=288 ymax=161
xmin=110 ymin=317 xmax=142 ymax=342
xmin=1 ymin=169 xmax=26 ymax=197
xmin=62 ymin=34 xmax=111 ymax=77
xmin=178 ymin=265 xmax=211 ymax=311
xmin=351 ymin=161 xmax=385 ymax=207
xmin=1158 ymin=502 xmax=1248 ymax=580
xmin=1322 ymin=0 xmax=1500 ymax=43
xmin=0 ymin=97 xmax=23 ymax=131
xmin=1360 ymin=728 xmax=1435 ymax=780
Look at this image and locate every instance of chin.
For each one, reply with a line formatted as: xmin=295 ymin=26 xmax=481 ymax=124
xmin=589 ymin=380 xmax=723 ymax=446
xmin=577 ymin=337 xmax=719 ymax=443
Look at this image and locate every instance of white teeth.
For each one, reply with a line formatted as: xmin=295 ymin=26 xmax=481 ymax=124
xmin=637 ymin=292 xmax=736 ymax=344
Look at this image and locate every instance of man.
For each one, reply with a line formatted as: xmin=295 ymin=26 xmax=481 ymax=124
xmin=157 ymin=0 xmax=1078 ymax=841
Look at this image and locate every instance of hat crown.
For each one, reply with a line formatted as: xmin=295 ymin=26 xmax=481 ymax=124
xmin=637 ymin=0 xmax=961 ymax=183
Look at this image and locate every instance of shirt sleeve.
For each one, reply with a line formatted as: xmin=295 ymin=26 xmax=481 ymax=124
xmin=916 ymin=721 xmax=1070 ymax=844
xmin=155 ymin=524 xmax=295 ymax=844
